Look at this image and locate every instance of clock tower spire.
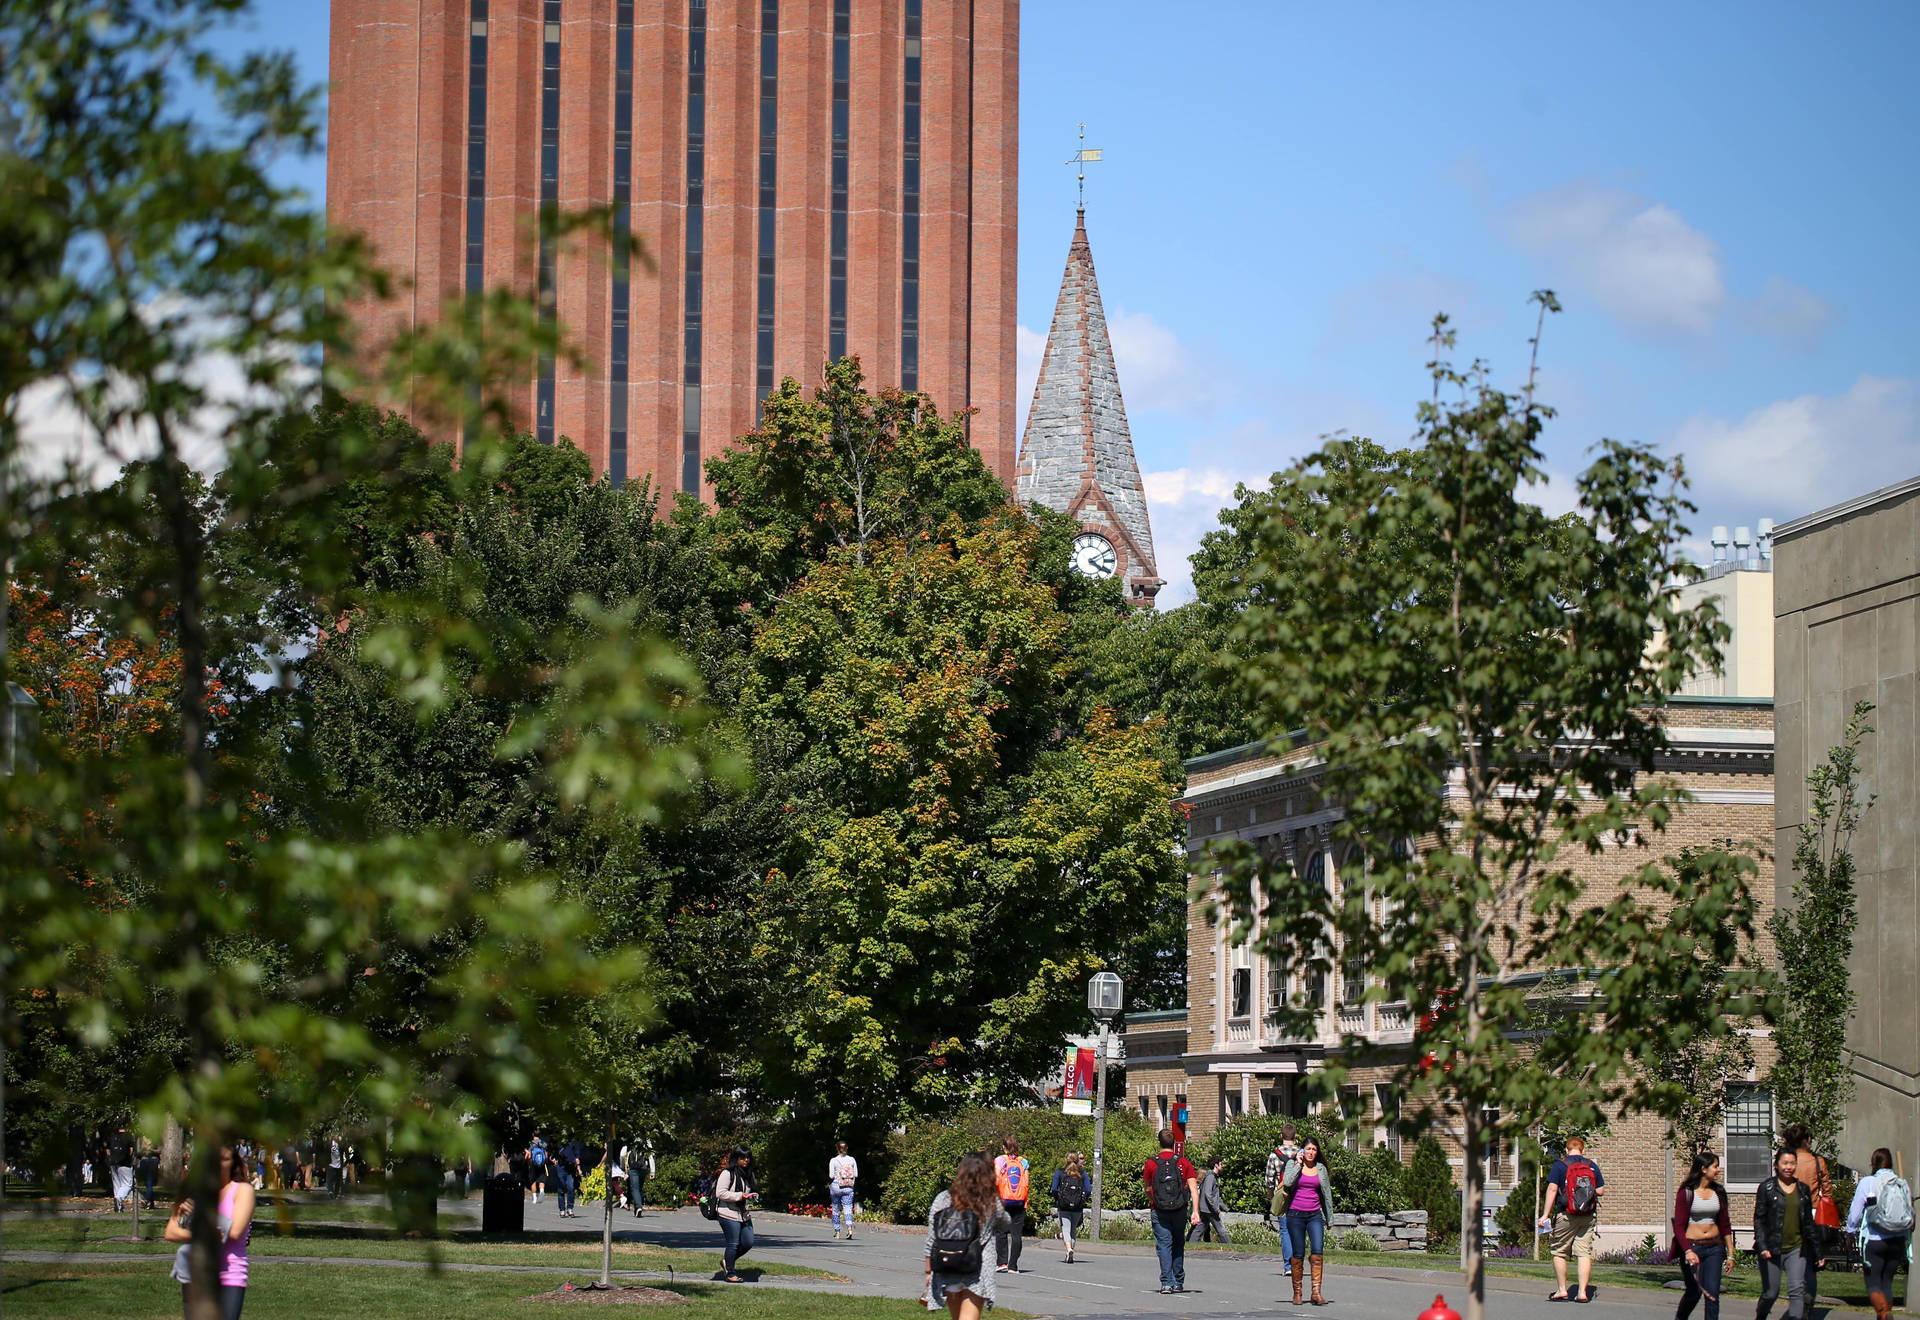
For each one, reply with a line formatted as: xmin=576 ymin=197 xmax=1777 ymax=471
xmin=1016 ymin=203 xmax=1162 ymax=605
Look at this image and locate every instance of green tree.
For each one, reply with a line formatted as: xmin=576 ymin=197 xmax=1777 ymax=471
xmin=1403 ymin=1135 xmax=1461 ymax=1241
xmin=0 ymin=9 xmax=703 ymax=1319
xmin=1768 ymin=701 xmax=1874 ymax=1151
xmin=1212 ymin=305 xmax=1770 ymax=1318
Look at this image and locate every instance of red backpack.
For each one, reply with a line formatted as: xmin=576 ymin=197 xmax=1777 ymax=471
xmin=1562 ymin=1157 xmax=1598 ymax=1215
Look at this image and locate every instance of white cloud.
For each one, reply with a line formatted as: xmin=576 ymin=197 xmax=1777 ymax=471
xmin=1738 ymin=275 xmax=1838 ymax=348
xmin=1508 ymin=182 xmax=1724 ymax=335
xmin=1107 ymin=309 xmax=1217 ymax=415
xmin=1674 ymin=375 xmax=1920 ymax=516
xmin=1140 ymin=465 xmax=1266 ymax=607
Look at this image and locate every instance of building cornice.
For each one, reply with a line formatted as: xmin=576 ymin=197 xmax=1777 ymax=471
xmin=1773 ymin=473 xmax=1920 ymax=543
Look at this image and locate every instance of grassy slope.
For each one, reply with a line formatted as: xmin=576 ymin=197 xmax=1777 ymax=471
xmin=0 ymin=1261 xmax=1035 ymax=1320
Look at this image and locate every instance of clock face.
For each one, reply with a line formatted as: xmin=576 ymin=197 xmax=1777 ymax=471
xmin=1071 ymin=532 xmax=1118 ymax=579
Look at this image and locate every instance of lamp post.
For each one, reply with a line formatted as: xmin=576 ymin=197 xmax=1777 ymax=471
xmin=1086 ymin=971 xmax=1123 ymax=1241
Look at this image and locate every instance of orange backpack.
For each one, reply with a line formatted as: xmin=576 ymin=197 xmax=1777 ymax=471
xmin=995 ymin=1156 xmax=1029 ymax=1203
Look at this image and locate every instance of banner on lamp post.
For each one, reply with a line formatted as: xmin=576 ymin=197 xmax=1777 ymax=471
xmin=1060 ymin=1047 xmax=1097 ymax=1116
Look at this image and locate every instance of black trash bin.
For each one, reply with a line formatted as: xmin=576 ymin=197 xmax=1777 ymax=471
xmin=482 ymin=1173 xmax=523 ymax=1234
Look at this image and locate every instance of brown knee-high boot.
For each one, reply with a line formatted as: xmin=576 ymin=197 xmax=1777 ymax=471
xmin=1290 ymin=1255 xmax=1304 ymax=1304
xmin=1311 ymin=1254 xmax=1328 ymax=1304
xmin=1868 ymin=1291 xmax=1891 ymax=1320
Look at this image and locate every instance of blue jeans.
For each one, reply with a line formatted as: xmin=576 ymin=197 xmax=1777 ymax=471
xmin=1286 ymin=1209 xmax=1326 ymax=1258
xmin=1150 ymin=1208 xmax=1188 ymax=1289
xmin=830 ymin=1187 xmax=855 ymax=1230
xmin=556 ymin=1169 xmax=575 ymax=1213
xmin=720 ymin=1217 xmax=755 ymax=1274
xmin=1677 ymin=1241 xmax=1726 ymax=1320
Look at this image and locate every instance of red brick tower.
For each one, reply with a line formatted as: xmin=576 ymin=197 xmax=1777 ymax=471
xmin=327 ymin=0 xmax=1019 ymax=491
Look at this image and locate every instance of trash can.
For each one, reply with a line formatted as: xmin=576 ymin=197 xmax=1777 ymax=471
xmin=482 ymin=1172 xmax=523 ymax=1234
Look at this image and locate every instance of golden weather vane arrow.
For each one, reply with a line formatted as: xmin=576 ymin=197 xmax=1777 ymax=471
xmin=1066 ymin=122 xmax=1101 ymax=211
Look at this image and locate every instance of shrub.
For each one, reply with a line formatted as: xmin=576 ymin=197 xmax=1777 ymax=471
xmin=879 ymin=1106 xmax=1158 ymax=1224
xmin=579 ymin=1164 xmax=607 ymax=1203
xmin=1225 ymin=1222 xmax=1285 ymax=1251
xmin=1339 ymin=1227 xmax=1382 ymax=1252
xmin=1189 ymin=1116 xmax=1402 ymax=1215
xmin=1491 ymin=1151 xmax=1540 ymax=1248
xmin=1099 ymin=1214 xmax=1150 ymax=1242
xmin=1402 ymin=1136 xmax=1460 ymax=1239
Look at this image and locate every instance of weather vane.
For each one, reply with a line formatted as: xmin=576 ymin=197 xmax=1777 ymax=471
xmin=1065 ymin=122 xmax=1101 ymax=212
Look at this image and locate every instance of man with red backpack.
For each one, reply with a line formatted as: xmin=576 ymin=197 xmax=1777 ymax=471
xmin=1537 ymin=1135 xmax=1606 ymax=1303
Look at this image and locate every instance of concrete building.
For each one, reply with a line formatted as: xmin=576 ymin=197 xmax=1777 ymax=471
xmin=1677 ymin=523 xmax=1776 ymax=699
xmin=1124 ymin=698 xmax=1778 ymax=1246
xmin=1015 ymin=209 xmax=1161 ymax=604
xmin=326 ymin=0 xmax=1020 ymax=492
xmin=1774 ymin=475 xmax=1920 ymax=1178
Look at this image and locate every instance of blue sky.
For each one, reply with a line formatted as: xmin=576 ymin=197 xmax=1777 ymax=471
xmin=225 ymin=2 xmax=1919 ymax=603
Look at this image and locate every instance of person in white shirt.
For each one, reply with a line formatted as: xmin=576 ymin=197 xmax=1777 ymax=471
xmin=1847 ymin=1147 xmax=1913 ymax=1320
xmin=828 ymin=1141 xmax=859 ymax=1240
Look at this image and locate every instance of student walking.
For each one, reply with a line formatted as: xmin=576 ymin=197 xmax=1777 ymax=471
xmin=1671 ymin=1151 xmax=1735 ymax=1320
xmin=1279 ymin=1137 xmax=1335 ymax=1305
xmin=109 ymin=1126 xmax=135 ymax=1213
xmin=165 ymin=1145 xmax=257 ymax=1319
xmin=924 ymin=1152 xmax=1012 ymax=1320
xmin=713 ymin=1147 xmax=758 ymax=1283
xmin=993 ymin=1137 xmax=1031 ymax=1274
xmin=1755 ymin=1148 xmax=1823 ymax=1320
xmin=528 ymin=1133 xmax=548 ymax=1203
xmin=1264 ymin=1123 xmax=1304 ymax=1268
xmin=553 ymin=1138 xmax=580 ymax=1218
xmin=138 ymin=1146 xmax=161 ymax=1209
xmin=1051 ymin=1153 xmax=1090 ymax=1264
xmin=828 ymin=1141 xmax=859 ymax=1240
xmin=1846 ymin=1147 xmax=1913 ymax=1320
xmin=1778 ymin=1125 xmax=1835 ymax=1308
xmin=1190 ymin=1157 xmax=1231 ymax=1243
xmin=1539 ymin=1135 xmax=1606 ymax=1303
xmin=326 ymin=1136 xmax=343 ymax=1198
xmin=1144 ymin=1128 xmax=1201 ymax=1295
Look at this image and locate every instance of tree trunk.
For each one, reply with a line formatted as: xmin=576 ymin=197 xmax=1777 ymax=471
xmin=1463 ymin=1106 xmax=1486 ymax=1320
xmin=600 ymin=1119 xmax=615 ymax=1287
xmin=186 ymin=1124 xmax=224 ymax=1320
xmin=162 ymin=1116 xmax=184 ymax=1185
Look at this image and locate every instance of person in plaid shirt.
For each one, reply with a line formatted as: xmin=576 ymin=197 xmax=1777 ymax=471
xmin=1263 ymin=1124 xmax=1303 ymax=1265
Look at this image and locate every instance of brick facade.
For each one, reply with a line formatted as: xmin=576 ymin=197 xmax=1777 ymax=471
xmin=327 ymin=0 xmax=1019 ymax=492
xmin=1124 ymin=698 xmax=1780 ymax=1247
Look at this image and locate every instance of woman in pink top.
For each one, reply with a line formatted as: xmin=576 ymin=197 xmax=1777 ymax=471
xmin=165 ymin=1144 xmax=257 ymax=1318
xmin=1278 ymin=1137 xmax=1336 ymax=1306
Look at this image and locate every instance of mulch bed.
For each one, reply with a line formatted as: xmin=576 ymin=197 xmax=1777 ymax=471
xmin=522 ymin=1285 xmax=686 ymax=1305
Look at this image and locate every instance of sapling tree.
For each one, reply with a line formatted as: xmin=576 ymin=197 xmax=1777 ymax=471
xmin=1213 ymin=299 xmax=1770 ymax=1319
xmin=1768 ymin=701 xmax=1874 ymax=1151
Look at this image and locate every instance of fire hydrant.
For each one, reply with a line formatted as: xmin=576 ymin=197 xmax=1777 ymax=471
xmin=1418 ymin=1296 xmax=1461 ymax=1320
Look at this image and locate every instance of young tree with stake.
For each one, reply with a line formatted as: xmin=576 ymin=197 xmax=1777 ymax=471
xmin=1212 ymin=298 xmax=1771 ymax=1320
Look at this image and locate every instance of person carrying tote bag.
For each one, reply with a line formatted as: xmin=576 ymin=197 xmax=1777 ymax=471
xmin=1278 ymin=1137 xmax=1336 ymax=1306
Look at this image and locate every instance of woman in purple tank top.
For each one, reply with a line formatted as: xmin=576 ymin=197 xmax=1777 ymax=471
xmin=165 ymin=1144 xmax=257 ymax=1319
xmin=1279 ymin=1137 xmax=1336 ymax=1306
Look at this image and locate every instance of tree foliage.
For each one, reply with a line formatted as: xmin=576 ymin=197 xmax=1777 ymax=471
xmin=1403 ymin=1135 xmax=1461 ymax=1241
xmin=1211 ymin=304 xmax=1771 ymax=1317
xmin=1768 ymin=700 xmax=1874 ymax=1152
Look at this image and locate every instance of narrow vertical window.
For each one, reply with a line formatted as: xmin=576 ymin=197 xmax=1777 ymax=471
xmin=535 ymin=0 xmax=561 ymax=445
xmin=753 ymin=1 xmax=777 ymax=415
xmin=463 ymin=1 xmax=489 ymax=446
xmin=682 ymin=0 xmax=706 ymax=492
xmin=608 ymin=0 xmax=634 ymax=486
xmin=900 ymin=0 xmax=921 ymax=390
xmin=827 ymin=0 xmax=848 ymax=362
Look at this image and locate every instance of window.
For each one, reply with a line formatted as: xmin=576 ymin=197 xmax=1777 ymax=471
xmin=899 ymin=0 xmax=921 ymax=389
xmin=1342 ymin=955 xmax=1366 ymax=1007
xmin=1263 ymin=1088 xmax=1287 ymax=1116
xmin=1374 ymin=1083 xmax=1400 ymax=1159
xmin=462 ymin=1 xmax=489 ymax=448
xmin=827 ymin=0 xmax=849 ymax=361
xmin=1225 ymin=1089 xmax=1244 ymax=1120
xmin=1156 ymin=1095 xmax=1170 ymax=1128
xmin=1265 ymin=959 xmax=1286 ymax=1019
xmin=1481 ymin=1109 xmax=1503 ymax=1182
xmin=681 ymin=0 xmax=706 ymax=491
xmin=1725 ymin=1085 xmax=1774 ymax=1185
xmin=1302 ymin=847 xmax=1326 ymax=890
xmin=1339 ymin=1086 xmax=1363 ymax=1152
xmin=534 ymin=0 xmax=561 ymax=444
xmin=1229 ymin=940 xmax=1251 ymax=1019
xmin=607 ymin=0 xmax=634 ymax=485
xmin=753 ymin=0 xmax=777 ymax=412
xmin=1139 ymin=1095 xmax=1152 ymax=1120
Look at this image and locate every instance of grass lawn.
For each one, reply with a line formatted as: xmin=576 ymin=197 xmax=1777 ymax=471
xmin=0 ymin=1220 xmax=832 ymax=1280
xmin=0 ymin=1261 xmax=1034 ymax=1319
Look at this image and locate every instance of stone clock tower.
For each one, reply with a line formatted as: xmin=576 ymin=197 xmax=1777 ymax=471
xmin=1016 ymin=209 xmax=1162 ymax=605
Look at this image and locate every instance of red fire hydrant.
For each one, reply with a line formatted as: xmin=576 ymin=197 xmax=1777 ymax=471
xmin=1418 ymin=1296 xmax=1461 ymax=1320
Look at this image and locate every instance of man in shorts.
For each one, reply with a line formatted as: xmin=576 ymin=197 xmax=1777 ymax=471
xmin=1538 ymin=1136 xmax=1605 ymax=1302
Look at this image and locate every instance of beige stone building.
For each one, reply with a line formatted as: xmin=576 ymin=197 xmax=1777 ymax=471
xmin=1774 ymin=475 xmax=1920 ymax=1177
xmin=1123 ymin=697 xmax=1777 ymax=1247
xmin=1677 ymin=524 xmax=1776 ymax=699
